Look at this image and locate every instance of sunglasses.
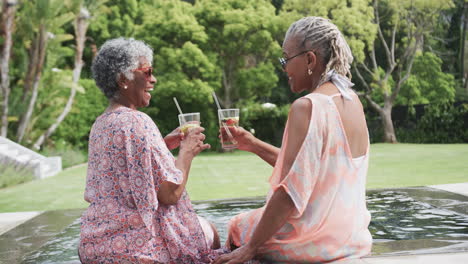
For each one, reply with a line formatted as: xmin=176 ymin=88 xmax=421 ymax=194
xmin=133 ymin=66 xmax=153 ymax=80
xmin=279 ymin=50 xmax=314 ymax=70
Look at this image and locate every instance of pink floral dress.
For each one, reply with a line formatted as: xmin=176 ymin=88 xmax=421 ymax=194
xmin=228 ymin=92 xmax=373 ymax=263
xmin=79 ymin=107 xmax=218 ymax=263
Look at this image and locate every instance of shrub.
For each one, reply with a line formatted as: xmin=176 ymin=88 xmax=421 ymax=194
xmin=239 ymin=101 xmax=290 ymax=147
xmin=41 ymin=142 xmax=87 ymax=169
xmin=396 ymin=103 xmax=468 ymax=143
xmin=0 ymin=159 xmax=34 ymax=189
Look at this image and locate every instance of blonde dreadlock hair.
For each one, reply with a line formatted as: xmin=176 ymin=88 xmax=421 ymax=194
xmin=284 ymin=17 xmax=353 ymax=81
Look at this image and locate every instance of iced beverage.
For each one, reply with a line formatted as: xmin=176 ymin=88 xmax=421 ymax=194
xmin=218 ymin=109 xmax=239 ymax=149
xmin=178 ymin=113 xmax=200 ymax=134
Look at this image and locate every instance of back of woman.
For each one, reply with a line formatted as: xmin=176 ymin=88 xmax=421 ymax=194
xmin=214 ymin=16 xmax=373 ymax=264
xmin=263 ymin=90 xmax=372 ymax=262
xmin=318 ymin=82 xmax=369 ymax=158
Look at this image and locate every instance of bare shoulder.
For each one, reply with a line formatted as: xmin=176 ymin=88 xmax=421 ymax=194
xmin=289 ymin=98 xmax=312 ymax=122
xmin=288 ymin=98 xmax=313 ymax=133
xmin=289 ymin=97 xmax=312 ymax=118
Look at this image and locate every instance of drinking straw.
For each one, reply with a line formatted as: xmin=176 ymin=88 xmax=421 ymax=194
xmin=211 ymin=92 xmax=237 ymax=144
xmin=212 ymin=91 xmax=222 ymax=110
xmin=173 ymin=97 xmax=186 ymax=124
xmin=173 ymin=97 xmax=183 ymax=115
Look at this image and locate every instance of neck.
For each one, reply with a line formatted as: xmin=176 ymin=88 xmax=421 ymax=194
xmin=109 ymin=97 xmax=135 ymax=110
xmin=307 ymin=69 xmax=326 ymax=93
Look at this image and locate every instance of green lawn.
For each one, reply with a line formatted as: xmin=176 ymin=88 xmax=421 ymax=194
xmin=0 ymin=144 xmax=467 ymax=213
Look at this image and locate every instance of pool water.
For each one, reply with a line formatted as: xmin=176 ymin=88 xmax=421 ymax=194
xmin=2 ymin=187 xmax=468 ymax=263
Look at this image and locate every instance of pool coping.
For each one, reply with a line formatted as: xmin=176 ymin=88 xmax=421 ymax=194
xmin=0 ymin=211 xmax=42 ymax=236
xmin=430 ymin=182 xmax=468 ymax=197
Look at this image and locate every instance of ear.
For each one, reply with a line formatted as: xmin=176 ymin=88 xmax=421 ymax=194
xmin=117 ymin=73 xmax=128 ymax=89
xmin=306 ymin=51 xmax=317 ymax=71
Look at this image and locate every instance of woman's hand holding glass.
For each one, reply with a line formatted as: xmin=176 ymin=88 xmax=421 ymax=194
xmin=164 ymin=127 xmax=184 ymax=150
xmin=180 ymin=126 xmax=211 ymax=157
xmin=219 ymin=126 xmax=256 ymax=152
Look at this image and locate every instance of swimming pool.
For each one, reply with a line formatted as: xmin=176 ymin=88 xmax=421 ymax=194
xmin=1 ymin=187 xmax=468 ymax=263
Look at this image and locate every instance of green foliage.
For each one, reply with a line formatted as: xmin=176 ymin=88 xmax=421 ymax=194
xmin=17 ymin=0 xmax=75 ymax=38
xmin=398 ymin=52 xmax=456 ymax=106
xmin=0 ymin=159 xmax=34 ymax=189
xmin=239 ymin=101 xmax=290 ymax=147
xmin=280 ymin=0 xmax=377 ymax=63
xmin=397 ymin=103 xmax=468 ymax=143
xmin=364 ymin=67 xmax=396 ymax=107
xmin=87 ymin=0 xmax=140 ymax=44
xmin=427 ymin=0 xmax=466 ymax=85
xmin=195 ymin=0 xmax=282 ymax=106
xmin=51 ymin=78 xmax=107 ymax=150
xmin=134 ymin=0 xmax=220 ymax=148
xmin=3 ymin=0 xmax=466 ymax=153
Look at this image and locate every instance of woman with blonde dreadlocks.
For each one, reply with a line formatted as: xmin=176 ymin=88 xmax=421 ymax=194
xmin=213 ymin=17 xmax=372 ymax=263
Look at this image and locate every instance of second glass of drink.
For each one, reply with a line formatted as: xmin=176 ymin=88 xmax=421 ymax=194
xmin=218 ymin=109 xmax=239 ymax=149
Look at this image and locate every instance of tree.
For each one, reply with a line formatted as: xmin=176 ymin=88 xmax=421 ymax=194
xmin=459 ymin=0 xmax=468 ymax=92
xmin=194 ymin=0 xmax=281 ymax=108
xmin=86 ymin=0 xmax=140 ymax=47
xmin=398 ymin=51 xmax=456 ymax=106
xmin=15 ymin=0 xmax=74 ymax=143
xmin=269 ymin=0 xmax=377 ymax=106
xmin=33 ymin=0 xmax=108 ymax=149
xmin=280 ymin=0 xmax=377 ymax=63
xmin=354 ymin=0 xmax=453 ymax=143
xmin=0 ymin=0 xmax=18 ymax=137
xmin=426 ymin=0 xmax=468 ymax=96
xmin=133 ymin=0 xmax=221 ymax=145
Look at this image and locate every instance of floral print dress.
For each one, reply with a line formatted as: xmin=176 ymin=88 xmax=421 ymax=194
xmin=228 ymin=92 xmax=373 ymax=263
xmin=79 ymin=107 xmax=217 ymax=263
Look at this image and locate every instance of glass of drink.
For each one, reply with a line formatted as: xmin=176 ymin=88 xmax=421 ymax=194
xmin=218 ymin=109 xmax=239 ymax=149
xmin=178 ymin=113 xmax=200 ymax=134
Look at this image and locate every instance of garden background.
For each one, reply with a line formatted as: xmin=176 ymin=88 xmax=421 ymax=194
xmin=0 ymin=0 xmax=467 ymax=204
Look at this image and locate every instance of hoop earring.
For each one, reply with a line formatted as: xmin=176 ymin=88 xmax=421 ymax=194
xmin=308 ymin=69 xmax=313 ymax=75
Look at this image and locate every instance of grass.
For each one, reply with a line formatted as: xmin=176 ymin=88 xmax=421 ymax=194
xmin=0 ymin=144 xmax=467 ymax=213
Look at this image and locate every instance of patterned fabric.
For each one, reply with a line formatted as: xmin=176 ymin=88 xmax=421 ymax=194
xmin=79 ymin=106 xmax=220 ymax=263
xmin=228 ymin=93 xmax=372 ymax=263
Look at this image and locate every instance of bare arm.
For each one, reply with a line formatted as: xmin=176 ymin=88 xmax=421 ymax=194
xmin=214 ymin=98 xmax=312 ymax=264
xmin=158 ymin=127 xmax=210 ymax=205
xmin=228 ymin=127 xmax=280 ymax=167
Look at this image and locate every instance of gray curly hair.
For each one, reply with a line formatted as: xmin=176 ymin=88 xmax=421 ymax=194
xmin=284 ymin=17 xmax=353 ymax=80
xmin=92 ymin=38 xmax=153 ymax=99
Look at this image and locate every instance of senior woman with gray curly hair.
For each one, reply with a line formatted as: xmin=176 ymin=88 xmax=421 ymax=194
xmin=214 ymin=17 xmax=372 ymax=264
xmin=78 ymin=38 xmax=222 ymax=263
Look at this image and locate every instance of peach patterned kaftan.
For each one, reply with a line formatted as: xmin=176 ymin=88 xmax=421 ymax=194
xmin=228 ymin=73 xmax=372 ymax=263
xmin=79 ymin=107 xmax=220 ymax=263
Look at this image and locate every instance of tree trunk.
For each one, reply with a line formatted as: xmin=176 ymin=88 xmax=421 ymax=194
xmin=17 ymin=24 xmax=48 ymax=143
xmin=0 ymin=0 xmax=17 ymax=137
xmin=22 ymin=32 xmax=40 ymax=102
xmin=363 ymin=93 xmax=398 ymax=143
xmin=381 ymin=106 xmax=397 ymax=143
xmin=33 ymin=8 xmax=90 ymax=149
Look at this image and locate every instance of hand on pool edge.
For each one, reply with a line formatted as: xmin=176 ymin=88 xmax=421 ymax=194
xmin=211 ymin=244 xmax=257 ymax=264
